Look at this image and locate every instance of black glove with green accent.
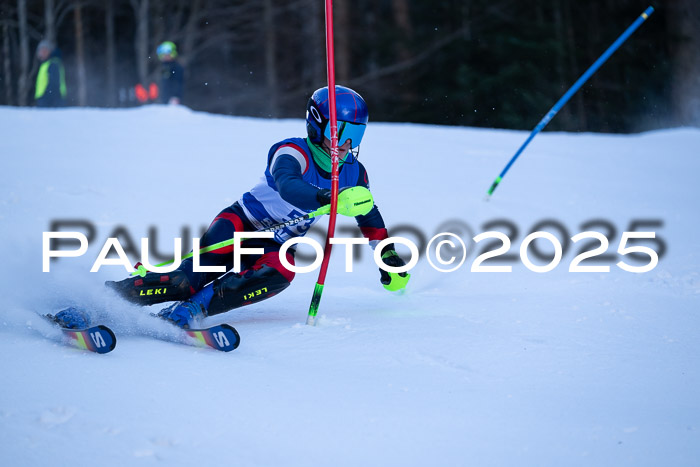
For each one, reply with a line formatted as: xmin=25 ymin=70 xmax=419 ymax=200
xmin=379 ymin=250 xmax=410 ymax=291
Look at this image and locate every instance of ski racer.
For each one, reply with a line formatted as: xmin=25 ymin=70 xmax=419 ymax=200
xmin=105 ymin=85 xmax=410 ymax=329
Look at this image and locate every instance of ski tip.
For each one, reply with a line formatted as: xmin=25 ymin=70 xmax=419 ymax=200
xmin=94 ymin=325 xmax=118 ymax=353
xmin=219 ymin=324 xmax=241 ymax=351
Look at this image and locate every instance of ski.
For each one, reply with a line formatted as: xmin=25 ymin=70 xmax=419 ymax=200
xmin=43 ymin=309 xmax=238 ymax=353
xmin=45 ymin=314 xmax=117 ymax=354
xmin=183 ymin=323 xmax=240 ymax=352
xmin=148 ymin=309 xmax=242 ymax=352
xmin=60 ymin=325 xmax=117 ymax=354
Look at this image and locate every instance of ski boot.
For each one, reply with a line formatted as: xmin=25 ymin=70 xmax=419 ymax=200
xmin=156 ymin=300 xmax=207 ymax=329
xmin=47 ymin=307 xmax=90 ymax=329
xmin=105 ymin=269 xmax=193 ymax=306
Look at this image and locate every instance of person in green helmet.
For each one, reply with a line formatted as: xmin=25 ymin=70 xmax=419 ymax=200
xmin=157 ymin=41 xmax=184 ymax=105
xmin=34 ymin=40 xmax=67 ymax=107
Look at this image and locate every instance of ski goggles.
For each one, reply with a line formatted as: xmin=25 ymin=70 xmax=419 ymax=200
xmin=157 ymin=43 xmax=174 ymax=58
xmin=324 ymin=120 xmax=366 ymax=149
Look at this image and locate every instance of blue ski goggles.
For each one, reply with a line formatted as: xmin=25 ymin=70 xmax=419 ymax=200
xmin=157 ymin=43 xmax=175 ymax=58
xmin=324 ymin=120 xmax=366 ymax=149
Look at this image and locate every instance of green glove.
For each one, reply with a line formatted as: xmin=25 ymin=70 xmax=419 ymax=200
xmin=317 ymin=186 xmax=374 ymax=217
xmin=379 ymin=250 xmax=411 ymax=292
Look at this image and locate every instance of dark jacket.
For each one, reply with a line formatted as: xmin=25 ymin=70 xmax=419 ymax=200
xmin=160 ymin=60 xmax=184 ymax=103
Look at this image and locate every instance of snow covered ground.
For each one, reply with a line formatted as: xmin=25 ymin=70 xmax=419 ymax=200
xmin=1 ymin=105 xmax=699 ymax=466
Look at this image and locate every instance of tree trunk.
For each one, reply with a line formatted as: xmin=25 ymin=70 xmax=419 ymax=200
xmin=391 ymin=0 xmax=413 ymax=106
xmin=334 ymin=0 xmax=350 ymax=82
xmin=17 ymin=0 xmax=30 ymax=106
xmin=264 ymin=0 xmax=278 ymax=117
xmin=150 ymin=0 xmax=164 ymax=59
xmin=105 ymin=0 xmax=117 ymax=106
xmin=563 ymin=0 xmax=587 ymax=130
xmin=391 ymin=0 xmax=412 ymax=62
xmin=552 ymin=0 xmax=573 ymax=128
xmin=74 ymin=3 xmax=87 ymax=106
xmin=668 ymin=0 xmax=700 ymax=126
xmin=2 ymin=22 xmax=12 ymax=106
xmin=586 ymin=2 xmax=604 ymax=129
xmin=44 ymin=0 xmax=56 ymax=44
xmin=301 ymin=0 xmax=323 ymax=89
xmin=132 ymin=0 xmax=150 ymax=85
xmin=181 ymin=0 xmax=202 ymax=66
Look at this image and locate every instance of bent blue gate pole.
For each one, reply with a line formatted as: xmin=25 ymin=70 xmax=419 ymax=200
xmin=486 ymin=6 xmax=654 ymax=198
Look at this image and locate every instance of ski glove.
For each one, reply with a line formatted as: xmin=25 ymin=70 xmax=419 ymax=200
xmin=316 ymin=186 xmax=374 ymax=217
xmin=379 ymin=250 xmax=411 ymax=292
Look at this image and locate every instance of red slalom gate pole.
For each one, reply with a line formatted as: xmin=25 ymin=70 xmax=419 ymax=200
xmin=306 ymin=0 xmax=339 ymax=326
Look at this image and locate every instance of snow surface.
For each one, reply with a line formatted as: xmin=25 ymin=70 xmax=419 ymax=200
xmin=1 ymin=105 xmax=699 ymax=466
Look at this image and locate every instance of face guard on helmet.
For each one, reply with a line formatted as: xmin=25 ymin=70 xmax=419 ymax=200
xmin=306 ymin=85 xmax=369 ymax=160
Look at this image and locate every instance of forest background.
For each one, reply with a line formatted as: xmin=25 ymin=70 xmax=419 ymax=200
xmin=1 ymin=0 xmax=698 ymax=132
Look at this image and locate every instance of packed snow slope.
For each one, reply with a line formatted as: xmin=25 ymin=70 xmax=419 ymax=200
xmin=1 ymin=105 xmax=699 ymax=467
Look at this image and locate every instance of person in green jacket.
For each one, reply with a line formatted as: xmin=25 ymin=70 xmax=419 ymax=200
xmin=35 ymin=40 xmax=67 ymax=107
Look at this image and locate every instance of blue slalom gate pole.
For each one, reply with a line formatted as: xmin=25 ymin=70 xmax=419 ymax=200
xmin=486 ymin=6 xmax=654 ymax=198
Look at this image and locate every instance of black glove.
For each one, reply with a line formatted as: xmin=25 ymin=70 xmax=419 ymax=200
xmin=316 ymin=187 xmax=354 ymax=207
xmin=317 ymin=188 xmax=332 ymax=206
xmin=379 ymin=250 xmax=410 ymax=291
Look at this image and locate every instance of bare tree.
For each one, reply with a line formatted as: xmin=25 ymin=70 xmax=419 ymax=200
xmin=344 ymin=26 xmax=470 ymax=89
xmin=2 ymin=21 xmax=13 ymax=105
xmin=150 ymin=0 xmax=164 ymax=53
xmin=562 ymin=0 xmax=586 ymax=129
xmin=264 ymin=0 xmax=278 ymax=116
xmin=390 ymin=0 xmax=414 ymax=105
xmin=668 ymin=0 xmax=700 ymax=126
xmin=180 ymin=0 xmax=202 ymax=66
xmin=146 ymin=0 xmax=210 ymax=84
xmin=391 ymin=0 xmax=412 ymax=63
xmin=73 ymin=0 xmax=86 ymax=106
xmin=45 ymin=0 xmax=75 ymax=43
xmin=16 ymin=0 xmax=30 ymax=106
xmin=130 ymin=0 xmax=150 ymax=85
xmin=300 ymin=0 xmax=324 ymax=90
xmin=552 ymin=0 xmax=573 ymax=128
xmin=44 ymin=0 xmax=56 ymax=43
xmin=149 ymin=0 xmax=206 ymax=66
xmin=105 ymin=0 xmax=116 ymax=106
xmin=334 ymin=0 xmax=350 ymax=81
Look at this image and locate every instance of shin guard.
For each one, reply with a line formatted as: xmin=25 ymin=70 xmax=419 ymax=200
xmin=105 ymin=270 xmax=193 ymax=306
xmin=207 ymin=265 xmax=291 ymax=316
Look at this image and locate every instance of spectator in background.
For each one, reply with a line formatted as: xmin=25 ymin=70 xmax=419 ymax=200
xmin=157 ymin=41 xmax=184 ymax=105
xmin=34 ymin=40 xmax=67 ymax=107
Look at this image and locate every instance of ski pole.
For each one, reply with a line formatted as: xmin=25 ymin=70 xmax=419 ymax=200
xmin=131 ymin=204 xmax=331 ymax=277
xmin=486 ymin=6 xmax=654 ymax=198
xmin=306 ymin=0 xmax=340 ymax=326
